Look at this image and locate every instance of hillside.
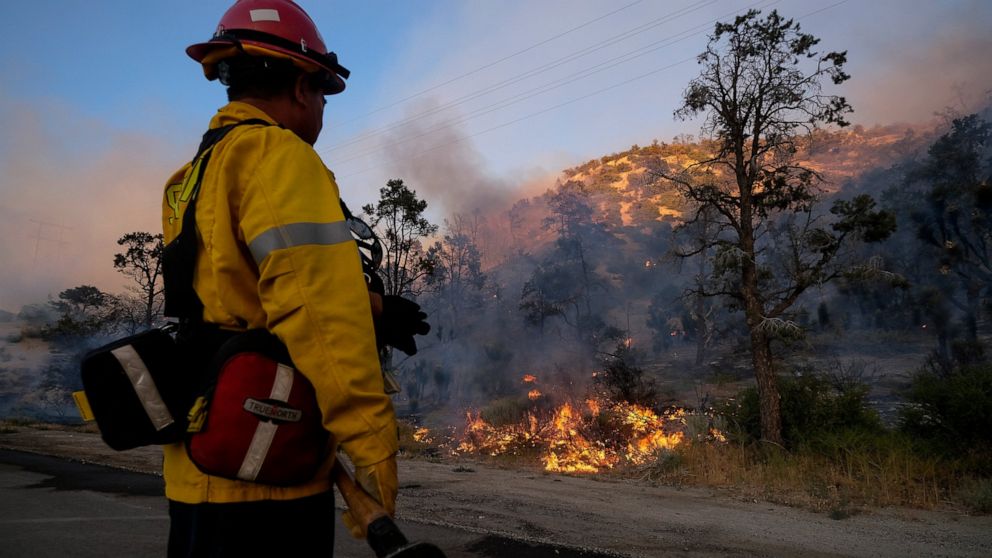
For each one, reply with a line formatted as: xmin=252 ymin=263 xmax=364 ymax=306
xmin=553 ymin=122 xmax=936 ymax=229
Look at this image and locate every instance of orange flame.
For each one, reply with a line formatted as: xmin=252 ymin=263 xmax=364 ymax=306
xmin=453 ymin=397 xmax=717 ymax=474
xmin=585 ymin=398 xmax=601 ymax=416
xmin=522 ymin=374 xmax=537 ymax=383
xmin=528 ymin=389 xmax=543 ymax=400
xmin=543 ymin=403 xmax=616 ymax=473
xmin=412 ymin=427 xmax=432 ymax=444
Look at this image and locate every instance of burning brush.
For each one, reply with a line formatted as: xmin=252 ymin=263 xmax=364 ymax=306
xmin=416 ymin=374 xmax=725 ymax=474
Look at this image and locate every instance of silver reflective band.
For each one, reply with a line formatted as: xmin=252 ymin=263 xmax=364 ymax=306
xmin=243 ymin=398 xmax=303 ymax=423
xmin=110 ymin=345 xmax=175 ymax=432
xmin=248 ymin=221 xmax=353 ymax=265
xmin=237 ymin=364 xmax=296 ymax=481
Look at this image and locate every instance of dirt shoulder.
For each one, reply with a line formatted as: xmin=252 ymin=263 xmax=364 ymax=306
xmin=2 ymin=424 xmax=989 ymax=558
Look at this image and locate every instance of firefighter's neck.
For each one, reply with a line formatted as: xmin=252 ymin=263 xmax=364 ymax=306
xmin=240 ymin=94 xmax=318 ymax=146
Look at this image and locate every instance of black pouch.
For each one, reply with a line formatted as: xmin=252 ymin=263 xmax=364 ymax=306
xmin=80 ymin=327 xmax=194 ymax=451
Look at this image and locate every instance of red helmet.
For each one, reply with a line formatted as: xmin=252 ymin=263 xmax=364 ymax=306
xmin=187 ymin=0 xmax=349 ymax=94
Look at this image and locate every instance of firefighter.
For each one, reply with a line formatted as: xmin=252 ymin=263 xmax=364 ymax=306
xmin=163 ymin=1 xmax=407 ymax=554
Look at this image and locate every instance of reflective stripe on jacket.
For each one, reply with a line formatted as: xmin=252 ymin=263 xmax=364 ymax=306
xmin=161 ymin=101 xmax=397 ymax=504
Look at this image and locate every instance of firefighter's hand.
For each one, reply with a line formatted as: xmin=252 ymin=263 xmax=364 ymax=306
xmin=377 ymin=296 xmax=430 ymax=356
xmin=343 ymin=455 xmax=398 ymax=539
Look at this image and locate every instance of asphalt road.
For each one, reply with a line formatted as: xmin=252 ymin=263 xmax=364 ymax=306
xmin=0 ymin=449 xmax=621 ymax=558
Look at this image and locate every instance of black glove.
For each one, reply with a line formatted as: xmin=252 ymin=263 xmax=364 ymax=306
xmin=377 ymin=295 xmax=430 ymax=356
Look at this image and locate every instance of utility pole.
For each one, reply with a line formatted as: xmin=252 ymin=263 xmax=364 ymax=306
xmin=28 ymin=219 xmax=72 ymax=266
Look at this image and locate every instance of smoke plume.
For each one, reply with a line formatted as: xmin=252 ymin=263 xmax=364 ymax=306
xmin=849 ymin=10 xmax=992 ymax=125
xmin=0 ymin=92 xmax=185 ymax=312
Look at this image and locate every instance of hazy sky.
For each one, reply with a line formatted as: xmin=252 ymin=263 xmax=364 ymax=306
xmin=1 ymin=0 xmax=990 ymax=311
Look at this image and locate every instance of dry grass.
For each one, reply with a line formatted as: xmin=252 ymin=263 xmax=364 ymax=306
xmin=398 ymin=414 xmax=986 ymax=513
xmin=397 ymin=420 xmax=437 ymax=459
xmin=0 ymin=419 xmax=99 ymax=434
xmin=636 ymin=440 xmax=962 ymax=513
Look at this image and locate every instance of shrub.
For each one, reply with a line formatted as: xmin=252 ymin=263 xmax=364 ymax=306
xmin=959 ymin=479 xmax=992 ymax=514
xmin=719 ymin=372 xmax=882 ymax=449
xmin=900 ymin=363 xmax=992 ymax=455
xmin=594 ymin=358 xmax=658 ymax=407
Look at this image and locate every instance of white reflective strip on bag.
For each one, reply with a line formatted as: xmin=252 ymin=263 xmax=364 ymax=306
xmin=270 ymin=364 xmax=294 ymax=401
xmin=110 ymin=345 xmax=175 ymax=431
xmin=237 ymin=364 xmax=296 ymax=481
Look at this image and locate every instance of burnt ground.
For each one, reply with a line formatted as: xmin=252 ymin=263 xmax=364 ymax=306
xmin=1 ymin=424 xmax=990 ymax=557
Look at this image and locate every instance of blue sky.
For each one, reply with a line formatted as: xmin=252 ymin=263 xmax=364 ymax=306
xmin=1 ymin=0 xmax=991 ymax=310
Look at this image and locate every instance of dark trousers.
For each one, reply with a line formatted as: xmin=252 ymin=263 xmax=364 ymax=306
xmin=168 ymin=491 xmax=335 ymax=557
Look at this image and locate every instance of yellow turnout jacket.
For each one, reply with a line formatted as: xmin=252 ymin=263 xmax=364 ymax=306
xmin=161 ymin=102 xmax=397 ymax=504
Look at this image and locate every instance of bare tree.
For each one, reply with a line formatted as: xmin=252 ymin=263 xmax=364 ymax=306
xmin=362 ymin=179 xmax=438 ymax=297
xmin=425 ymin=214 xmax=486 ymax=341
xmin=113 ymin=232 xmax=164 ymax=330
xmin=675 ymin=206 xmax=720 ymax=367
xmin=654 ymin=10 xmax=895 ymax=444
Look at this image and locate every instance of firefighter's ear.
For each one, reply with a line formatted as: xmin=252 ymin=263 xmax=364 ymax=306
xmin=292 ymin=72 xmax=312 ymax=106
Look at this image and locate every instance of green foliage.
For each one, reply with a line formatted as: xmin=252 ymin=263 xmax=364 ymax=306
xmin=906 ymin=114 xmax=992 ymax=344
xmin=667 ymin=8 xmax=881 ymax=445
xmin=900 ymin=363 xmax=992 ymax=455
xmin=678 ymin=8 xmax=852 ymax=154
xmin=720 ymin=372 xmax=882 ymax=449
xmin=46 ymin=285 xmax=118 ymax=339
xmin=518 ymin=263 xmax=569 ymax=332
xmin=542 ymin=180 xmax=594 ymax=236
xmin=958 ymin=479 xmax=992 ymax=514
xmin=594 ymin=343 xmax=659 ymax=407
xmin=830 ymin=195 xmax=897 ymax=243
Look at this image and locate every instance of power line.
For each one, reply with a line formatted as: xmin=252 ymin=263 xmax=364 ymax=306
xmin=333 ymin=0 xmax=646 ymax=130
xmin=335 ymin=0 xmax=781 ymax=172
xmin=331 ymin=24 xmax=709 ymax=168
xmin=337 ymin=55 xmax=696 ymax=181
xmin=28 ymin=219 xmax=72 ymax=266
xmin=330 ymin=0 xmax=774 ymax=170
xmin=322 ymin=0 xmax=716 ymax=158
xmin=335 ymin=0 xmax=851 ymax=182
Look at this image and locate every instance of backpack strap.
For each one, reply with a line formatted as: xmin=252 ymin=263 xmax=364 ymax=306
xmin=162 ymin=118 xmax=271 ymax=322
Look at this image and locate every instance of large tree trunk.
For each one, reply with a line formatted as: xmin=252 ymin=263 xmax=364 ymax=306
xmin=749 ymin=324 xmax=783 ymax=445
xmin=740 ymin=209 xmax=784 ymax=445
